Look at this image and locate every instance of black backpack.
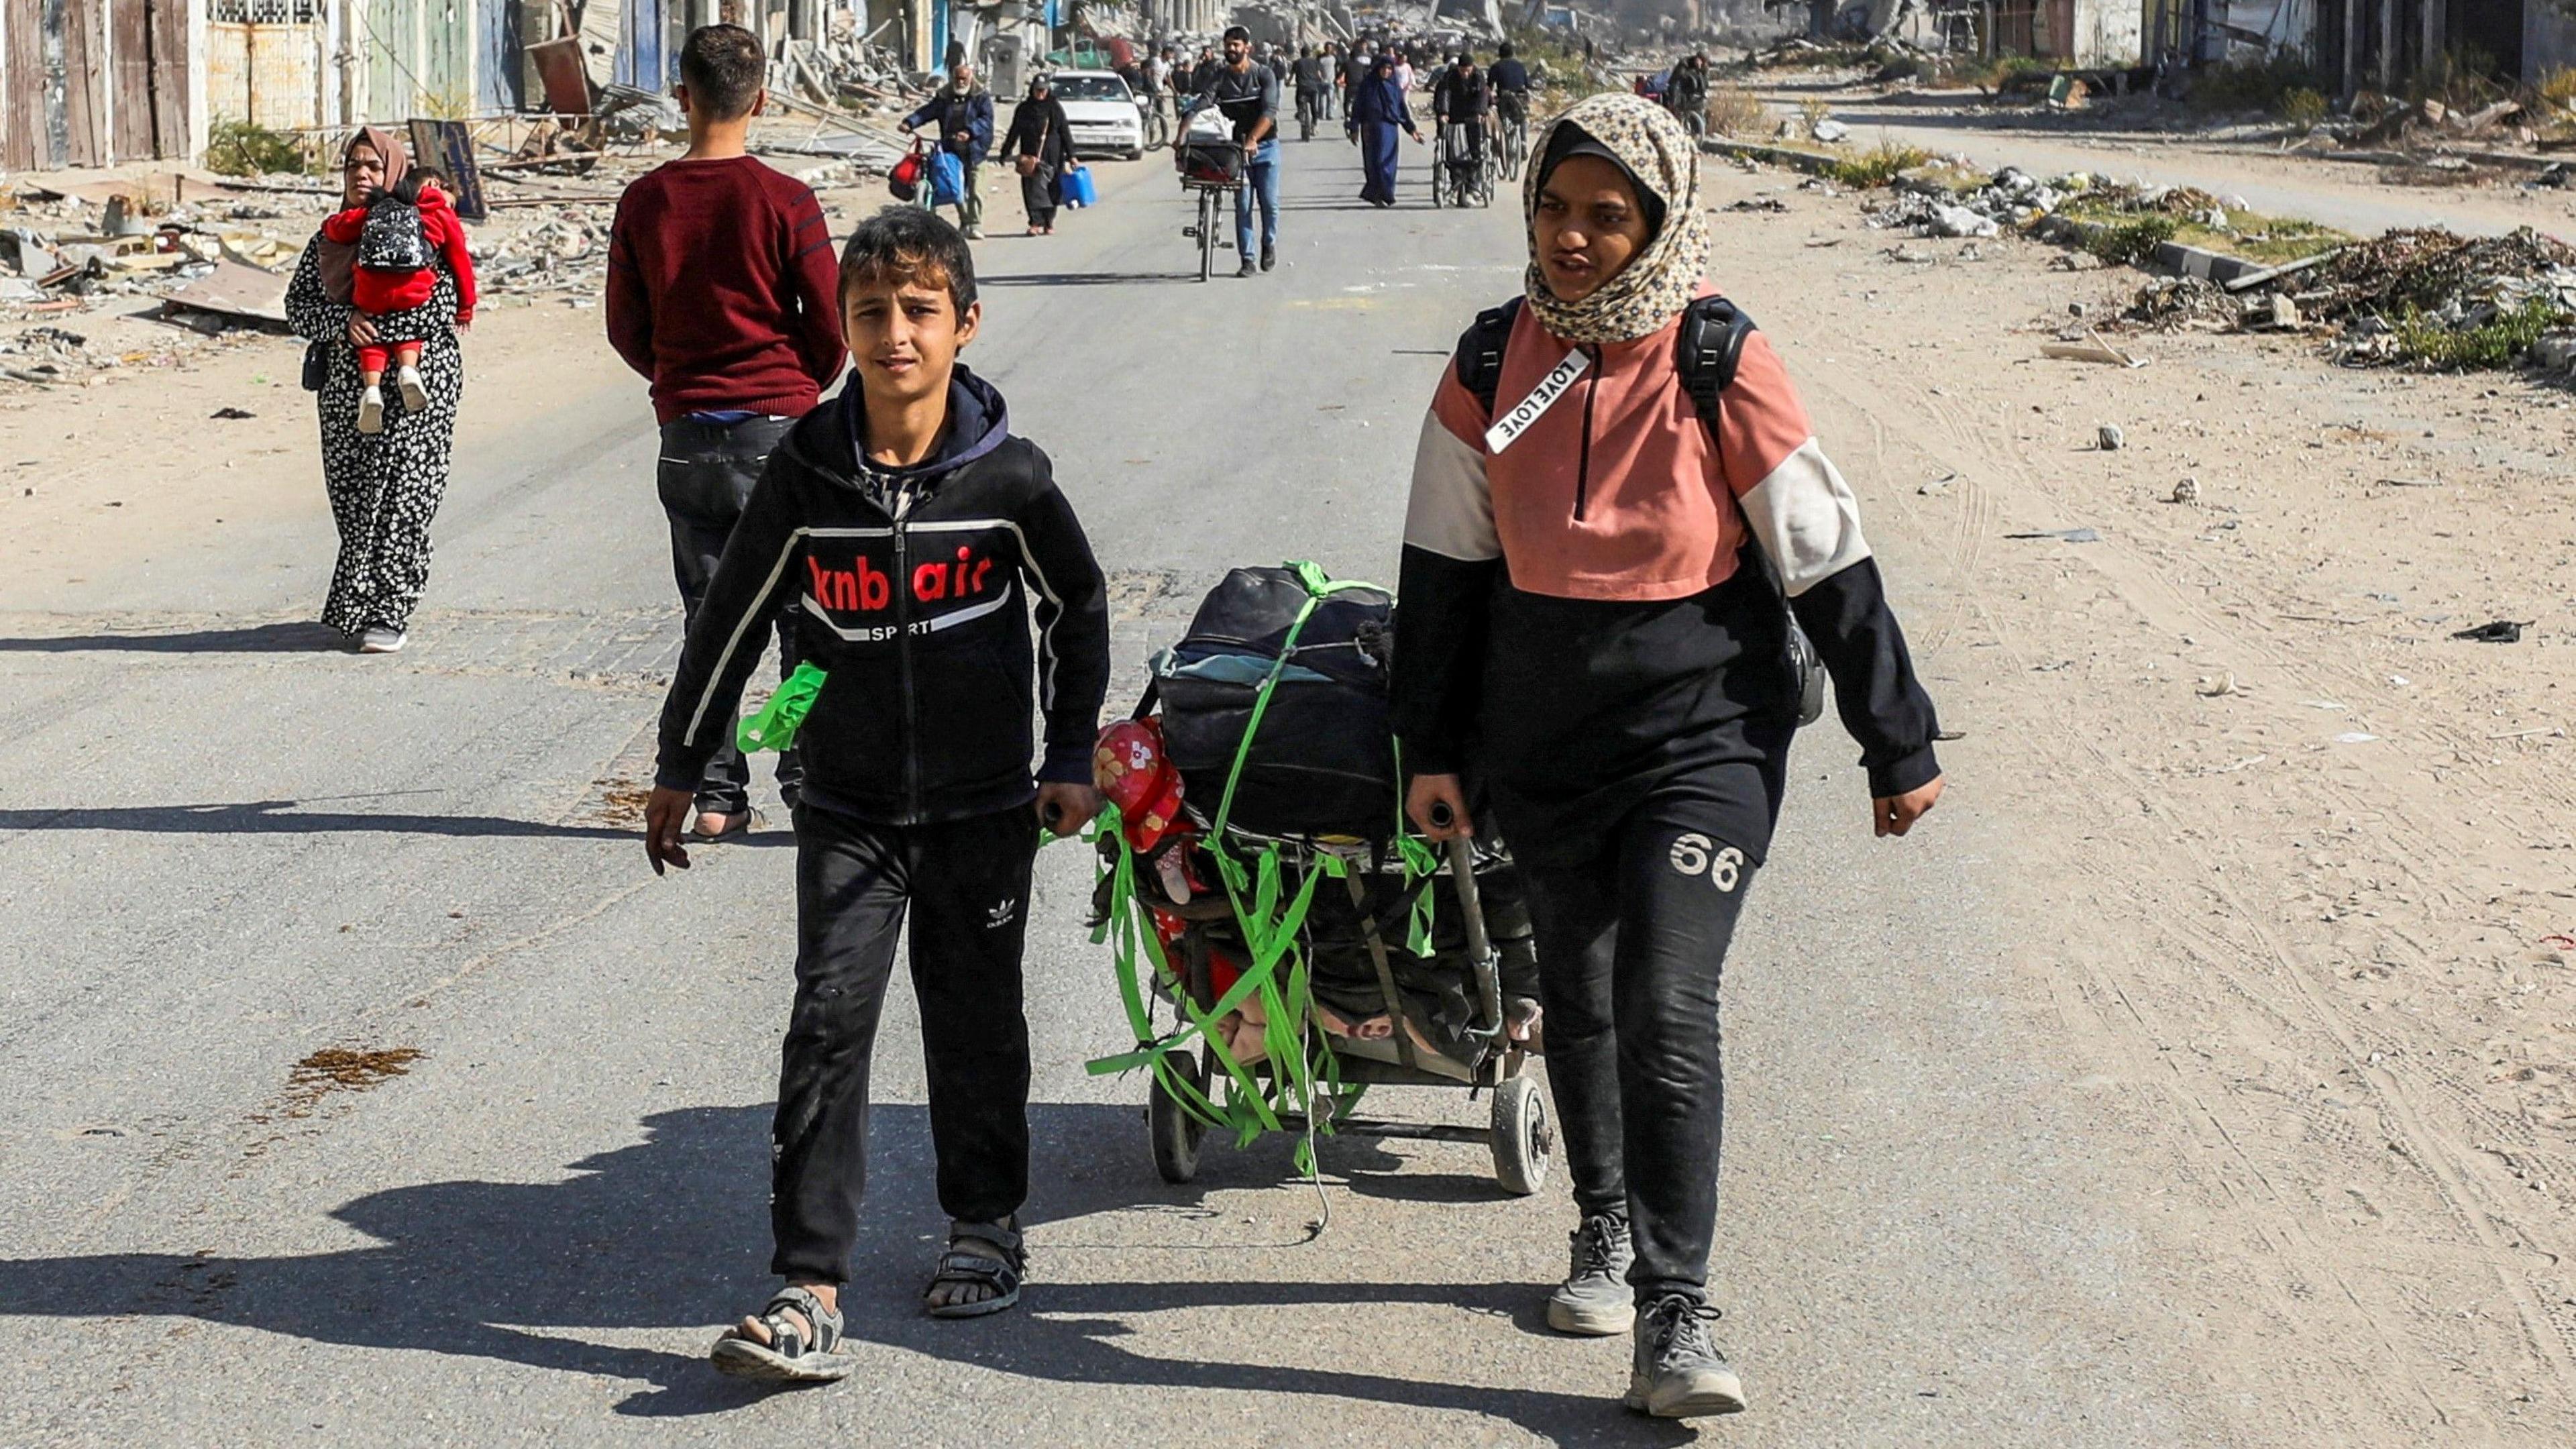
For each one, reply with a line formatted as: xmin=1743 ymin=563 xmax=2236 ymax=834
xmin=1453 ymin=294 xmax=1826 ymax=728
xmin=1152 ymin=566 xmax=1401 ymax=841
xmin=357 ymin=184 xmax=433 ymax=274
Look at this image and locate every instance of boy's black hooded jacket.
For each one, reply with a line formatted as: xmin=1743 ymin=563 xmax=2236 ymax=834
xmin=654 ymin=367 xmax=1110 ymax=824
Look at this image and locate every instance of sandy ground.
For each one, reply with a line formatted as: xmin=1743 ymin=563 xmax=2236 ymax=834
xmin=9 ymin=119 xmax=2576 ymax=1442
xmin=1697 ymin=156 xmax=2576 ymax=1441
xmin=1744 ymin=72 xmax=2576 ymax=242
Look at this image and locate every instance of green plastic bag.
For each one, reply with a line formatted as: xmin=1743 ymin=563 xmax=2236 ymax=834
xmin=738 ymin=663 xmax=828 ymax=754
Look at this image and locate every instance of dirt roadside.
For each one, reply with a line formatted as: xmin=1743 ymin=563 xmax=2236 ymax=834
xmin=1700 ymin=156 xmax=2576 ymax=1441
xmin=1743 ymin=74 xmax=2576 ymax=243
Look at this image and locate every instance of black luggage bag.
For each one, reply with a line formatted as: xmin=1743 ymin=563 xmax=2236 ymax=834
xmin=1155 ymin=566 xmax=1399 ymax=840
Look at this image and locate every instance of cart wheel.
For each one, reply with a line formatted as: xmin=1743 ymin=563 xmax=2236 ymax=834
xmin=1490 ymin=1074 xmax=1550 ymax=1195
xmin=1148 ymin=1052 xmax=1208 ymax=1184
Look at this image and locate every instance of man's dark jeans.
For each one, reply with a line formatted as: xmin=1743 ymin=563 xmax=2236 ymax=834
xmin=658 ymin=415 xmax=802 ymax=814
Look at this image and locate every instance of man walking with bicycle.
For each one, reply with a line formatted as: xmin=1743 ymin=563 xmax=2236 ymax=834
xmin=1180 ymin=25 xmax=1282 ymax=279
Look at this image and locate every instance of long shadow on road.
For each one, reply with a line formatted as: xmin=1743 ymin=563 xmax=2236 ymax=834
xmin=0 ymin=1104 xmax=1676 ymax=1444
xmin=0 ymin=623 xmax=349 ymax=654
xmin=0 ymin=799 xmax=698 ymax=843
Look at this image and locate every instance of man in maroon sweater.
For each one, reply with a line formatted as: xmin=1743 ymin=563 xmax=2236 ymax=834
xmin=607 ymin=23 xmax=843 ymax=840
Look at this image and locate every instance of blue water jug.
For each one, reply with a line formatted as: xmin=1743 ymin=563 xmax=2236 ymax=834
xmin=1060 ymin=164 xmax=1097 ymax=209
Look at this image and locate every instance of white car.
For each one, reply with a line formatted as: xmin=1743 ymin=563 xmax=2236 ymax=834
xmin=1047 ymin=70 xmax=1145 ymax=161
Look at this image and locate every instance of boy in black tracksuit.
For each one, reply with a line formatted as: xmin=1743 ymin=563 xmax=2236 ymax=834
xmin=645 ymin=209 xmax=1109 ymax=1379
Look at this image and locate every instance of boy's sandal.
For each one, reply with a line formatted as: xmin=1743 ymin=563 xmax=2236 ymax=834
xmin=924 ymin=1219 xmax=1025 ymax=1320
xmin=708 ymin=1285 xmax=857 ymax=1382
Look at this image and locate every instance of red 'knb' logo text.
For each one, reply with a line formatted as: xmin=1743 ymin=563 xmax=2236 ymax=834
xmin=808 ymin=547 xmax=998 ymax=612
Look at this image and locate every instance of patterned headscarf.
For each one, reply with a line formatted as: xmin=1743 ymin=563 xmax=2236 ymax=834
xmin=1521 ymin=93 xmax=1708 ymax=345
xmin=316 ymin=126 xmax=411 ymax=305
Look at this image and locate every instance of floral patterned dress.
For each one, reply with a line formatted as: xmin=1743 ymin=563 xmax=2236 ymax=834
xmin=284 ymin=237 xmax=466 ymax=638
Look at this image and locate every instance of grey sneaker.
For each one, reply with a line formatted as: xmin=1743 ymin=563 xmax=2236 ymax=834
xmin=1624 ymin=1294 xmax=1746 ymax=1418
xmin=1545 ymin=1214 xmax=1634 ymax=1336
xmin=357 ymin=627 xmax=406 ymax=654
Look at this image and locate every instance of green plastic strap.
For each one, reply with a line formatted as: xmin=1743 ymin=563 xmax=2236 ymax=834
xmin=737 ymin=663 xmax=828 ymax=755
xmin=1085 ymin=561 xmax=1424 ymax=1156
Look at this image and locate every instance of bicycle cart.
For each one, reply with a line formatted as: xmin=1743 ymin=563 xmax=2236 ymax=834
xmin=1177 ymin=137 xmax=1244 ymax=283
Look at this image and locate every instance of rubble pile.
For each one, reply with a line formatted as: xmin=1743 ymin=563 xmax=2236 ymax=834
xmin=2304 ymin=227 xmax=2576 ymax=323
xmin=477 ymin=211 xmax=617 ymax=298
xmin=2109 ymin=226 xmax=2576 ymax=368
xmin=1870 ymin=167 xmax=2087 ymax=238
xmin=2123 ymin=276 xmax=2244 ymax=332
xmin=2288 ymin=227 xmax=2576 ymax=368
xmin=2326 ymin=93 xmax=2557 ymax=154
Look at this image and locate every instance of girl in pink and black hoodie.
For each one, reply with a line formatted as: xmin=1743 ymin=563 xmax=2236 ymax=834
xmin=1391 ymin=93 xmax=1946 ymax=1421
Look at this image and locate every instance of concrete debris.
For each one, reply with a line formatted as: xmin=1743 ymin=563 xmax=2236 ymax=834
xmin=2290 ymin=227 xmax=2576 ymax=367
xmin=1871 ymin=167 xmax=2076 ymax=237
xmin=1810 ymin=118 xmax=1849 ymax=144
xmin=2096 ymin=425 xmax=2124 ymax=451
xmin=1927 ymin=203 xmax=1999 ymax=239
xmin=2125 ymin=276 xmax=2243 ymax=332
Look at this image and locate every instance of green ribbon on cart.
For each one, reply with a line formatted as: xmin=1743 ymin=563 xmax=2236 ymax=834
xmin=1085 ymin=560 xmax=1434 ymax=1155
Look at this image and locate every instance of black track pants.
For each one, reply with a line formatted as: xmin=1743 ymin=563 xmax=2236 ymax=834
xmin=1516 ymin=786 xmax=1761 ymax=1306
xmin=769 ymin=804 xmax=1040 ymax=1285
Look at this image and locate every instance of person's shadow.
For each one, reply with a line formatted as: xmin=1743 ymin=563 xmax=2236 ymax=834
xmin=0 ymin=1104 xmax=1686 ymax=1444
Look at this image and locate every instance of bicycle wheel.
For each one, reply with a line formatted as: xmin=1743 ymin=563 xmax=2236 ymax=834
xmin=1197 ymin=189 xmax=1217 ymax=281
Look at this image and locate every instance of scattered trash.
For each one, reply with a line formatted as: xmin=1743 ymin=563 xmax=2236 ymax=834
xmin=1919 ymin=472 xmax=1956 ymax=496
xmin=2196 ymin=671 xmax=2237 ymax=697
xmin=2171 ymin=476 xmax=2201 ymax=504
xmin=209 ymin=407 xmax=254 ymax=419
xmin=2096 ymin=424 xmax=2124 ymax=451
xmin=2453 ymin=620 xmax=2530 ymax=644
xmin=2334 ymin=732 xmax=2379 ymax=744
xmin=161 ymin=260 xmax=290 ymax=328
xmin=2043 ymin=336 xmax=2147 ymax=367
xmin=1927 ymin=203 xmax=2000 ymax=239
xmin=2007 ymin=527 xmax=2100 ymax=542
xmin=1810 ymin=119 xmax=1849 ymax=144
xmin=1727 ymin=196 xmax=1788 ymax=213
xmin=2302 ymin=228 xmax=2576 ymax=368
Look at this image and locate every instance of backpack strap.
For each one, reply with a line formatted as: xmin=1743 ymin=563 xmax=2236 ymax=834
xmin=1674 ymin=294 xmax=1754 ymax=434
xmin=1452 ymin=295 xmax=1525 ymax=417
xmin=1457 ymin=292 xmax=1746 ymax=431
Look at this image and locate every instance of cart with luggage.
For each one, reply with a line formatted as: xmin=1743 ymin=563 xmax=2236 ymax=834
xmin=1089 ymin=564 xmax=1552 ymax=1195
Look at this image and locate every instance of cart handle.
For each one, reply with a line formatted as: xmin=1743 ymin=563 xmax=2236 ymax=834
xmin=1446 ymin=835 xmax=1505 ymax=1038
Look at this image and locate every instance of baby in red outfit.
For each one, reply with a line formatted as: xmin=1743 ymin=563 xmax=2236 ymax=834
xmin=321 ymin=170 xmax=478 ymax=433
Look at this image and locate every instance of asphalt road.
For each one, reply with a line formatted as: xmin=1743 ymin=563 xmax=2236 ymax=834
xmin=0 ymin=135 xmax=2224 ymax=1445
